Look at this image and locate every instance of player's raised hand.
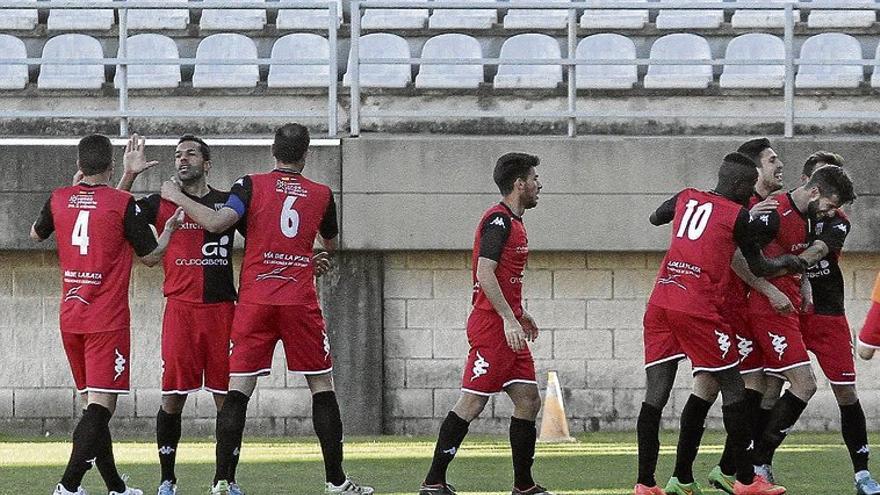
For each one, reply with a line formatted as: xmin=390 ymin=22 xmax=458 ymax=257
xmin=520 ymin=311 xmax=539 ymax=341
xmin=165 ymin=207 xmax=185 ymax=232
xmin=749 ymin=197 xmax=779 ymax=216
xmin=766 ymin=286 xmax=794 ymax=315
xmin=312 ymin=251 xmax=332 ymax=277
xmin=71 ymin=169 xmax=84 ymax=186
xmin=123 ymin=133 xmax=159 ymax=176
xmin=160 ymin=178 xmax=183 ymax=203
xmin=504 ymin=317 xmax=527 ymax=351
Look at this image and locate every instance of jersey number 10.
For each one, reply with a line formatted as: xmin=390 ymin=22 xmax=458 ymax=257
xmin=675 ymin=200 xmax=713 ymax=241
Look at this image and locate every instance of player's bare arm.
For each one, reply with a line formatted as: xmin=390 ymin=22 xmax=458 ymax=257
xmin=749 ymin=197 xmax=779 ymax=215
xmin=731 ymin=249 xmax=794 ymax=314
xmin=476 ymin=256 xmax=527 ymax=351
xmin=117 ymin=134 xmax=159 ymax=191
xmin=799 ymin=274 xmax=813 ymax=312
xmin=798 ymin=240 xmax=830 ymax=267
xmin=312 ymin=236 xmax=337 ymax=277
xmin=161 ymin=179 xmax=239 ymax=233
xmin=139 ymin=207 xmax=184 ymax=267
xmin=520 ymin=310 xmax=539 ymax=341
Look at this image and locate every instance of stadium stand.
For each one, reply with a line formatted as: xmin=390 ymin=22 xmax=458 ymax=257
xmin=575 ymin=33 xmax=637 ymax=89
xmin=37 ymin=34 xmax=105 ymax=89
xmin=579 ymin=0 xmax=649 ymax=29
xmin=494 ymin=33 xmax=562 ymax=88
xmin=730 ymin=0 xmax=791 ymax=28
xmin=415 ymin=33 xmax=483 ymax=88
xmin=192 ymin=33 xmax=260 ymax=88
xmin=0 ymin=34 xmax=27 ymax=89
xmin=126 ymin=0 xmax=189 ymax=30
xmin=807 ymin=0 xmax=875 ymax=27
xmin=655 ymin=0 xmax=724 ymax=29
xmin=362 ymin=0 xmax=430 ymax=29
xmin=428 ymin=0 xmax=497 ymax=29
xmin=503 ymin=0 xmax=569 ymax=28
xmin=200 ymin=0 xmax=268 ymax=30
xmin=115 ymin=34 xmax=181 ymax=89
xmin=643 ymin=33 xmax=713 ymax=88
xmin=268 ymin=33 xmax=332 ymax=88
xmin=47 ymin=0 xmax=114 ymax=30
xmin=720 ymin=33 xmax=785 ymax=88
xmin=276 ymin=0 xmax=344 ymax=29
xmin=0 ymin=0 xmax=37 ymax=30
xmin=872 ymin=44 xmax=880 ymax=88
xmin=796 ymin=32 xmax=863 ymax=88
xmin=343 ymin=33 xmax=412 ymax=88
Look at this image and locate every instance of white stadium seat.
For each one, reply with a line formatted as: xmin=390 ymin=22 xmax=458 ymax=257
xmin=494 ymin=33 xmax=562 ymax=88
xmin=343 ymin=33 xmax=412 ymax=88
xmin=0 ymin=0 xmax=38 ymax=30
xmin=268 ymin=33 xmax=331 ymax=88
xmin=47 ymin=0 xmax=114 ymax=30
xmin=276 ymin=0 xmax=343 ymax=29
xmin=126 ymin=0 xmax=189 ymax=30
xmin=643 ymin=33 xmax=712 ymax=89
xmin=796 ymin=33 xmax=863 ymax=88
xmin=38 ymin=34 xmax=105 ymax=89
xmin=0 ymin=35 xmax=28 ymax=89
xmin=808 ymin=0 xmax=875 ymax=28
xmin=575 ymin=33 xmax=637 ymax=89
xmin=720 ymin=33 xmax=784 ymax=88
xmin=200 ymin=0 xmax=267 ymax=30
xmin=655 ymin=0 xmax=724 ymax=29
xmin=361 ymin=0 xmax=429 ymax=29
xmin=192 ymin=33 xmax=260 ymax=88
xmin=503 ymin=0 xmax=568 ymax=29
xmin=580 ymin=0 xmax=648 ymax=29
xmin=416 ymin=34 xmax=483 ymax=88
xmin=871 ymin=43 xmax=880 ymax=88
xmin=731 ymin=0 xmax=795 ymax=28
xmin=429 ymin=0 xmax=497 ymax=29
xmin=114 ymin=34 xmax=181 ymax=89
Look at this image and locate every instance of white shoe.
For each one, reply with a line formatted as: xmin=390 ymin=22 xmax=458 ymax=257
xmin=211 ymin=480 xmax=230 ymax=495
xmin=110 ymin=488 xmax=144 ymax=495
xmin=754 ymin=464 xmax=775 ymax=484
xmin=53 ymin=484 xmax=87 ymax=495
xmin=157 ymin=480 xmax=178 ymax=495
xmin=325 ymin=478 xmax=375 ymax=494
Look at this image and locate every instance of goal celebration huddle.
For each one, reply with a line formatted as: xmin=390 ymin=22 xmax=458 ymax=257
xmin=29 ymin=128 xmax=880 ymax=495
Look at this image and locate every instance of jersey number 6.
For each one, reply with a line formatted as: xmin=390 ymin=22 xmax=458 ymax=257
xmin=280 ymin=196 xmax=300 ymax=238
xmin=676 ymin=199 xmax=713 ymax=241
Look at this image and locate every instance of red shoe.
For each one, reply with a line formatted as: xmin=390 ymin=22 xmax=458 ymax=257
xmin=634 ymin=484 xmax=667 ymax=495
xmin=733 ymin=475 xmax=786 ymax=495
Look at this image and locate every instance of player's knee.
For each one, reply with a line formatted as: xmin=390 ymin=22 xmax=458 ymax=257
xmin=832 ymin=384 xmax=858 ymax=405
xmin=789 ymin=373 xmax=817 ymax=400
xmin=518 ymin=393 xmax=542 ymax=418
xmin=858 ymin=342 xmax=876 ymax=361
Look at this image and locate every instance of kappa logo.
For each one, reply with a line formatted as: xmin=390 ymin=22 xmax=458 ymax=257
xmin=769 ymin=332 xmax=788 ymax=360
xmin=442 ymin=446 xmax=457 ymax=456
xmin=229 ymin=340 xmax=234 ymax=356
xmin=158 ymin=446 xmax=176 ymax=455
xmin=255 ymin=266 xmax=297 ymax=283
xmin=232 ymin=447 xmax=240 ymax=457
xmin=715 ymin=330 xmax=731 ymax=359
xmin=322 ymin=330 xmax=331 ymax=360
xmin=737 ymin=335 xmax=754 ymax=359
xmin=202 ymin=234 xmax=230 ymax=257
xmin=835 ymin=223 xmax=848 ymax=233
xmin=490 ymin=217 xmax=506 ymax=228
xmin=64 ymin=286 xmax=90 ymax=305
xmin=234 ymin=177 xmax=245 ymax=187
xmin=858 ymin=445 xmax=870 ymax=455
xmin=471 ymin=352 xmax=489 ymax=381
xmin=113 ymin=348 xmax=126 ymax=381
xmin=86 ymin=457 xmax=97 ymax=467
xmin=135 ymin=204 xmax=142 ymax=215
xmin=758 ymin=214 xmax=770 ymax=225
xmin=779 ymin=425 xmax=794 ymax=435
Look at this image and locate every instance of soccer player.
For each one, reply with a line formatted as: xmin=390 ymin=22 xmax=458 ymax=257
xmin=419 ymin=152 xmax=550 ymax=495
xmin=759 ymin=153 xmax=880 ymax=495
xmin=31 ymin=134 xmax=182 ymax=495
xmin=858 ymin=274 xmax=880 ymax=359
xmin=635 ymin=151 xmax=803 ymax=495
xmin=116 ymin=134 xmax=244 ymax=495
xmin=159 ymin=123 xmax=368 ymax=495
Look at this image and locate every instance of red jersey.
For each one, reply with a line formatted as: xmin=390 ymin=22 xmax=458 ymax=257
xmin=720 ymin=193 xmax=766 ymax=314
xmin=228 ymin=170 xmax=338 ymax=305
xmin=648 ymin=188 xmax=751 ymax=316
xmin=471 ymin=203 xmax=528 ymax=319
xmin=32 ymin=184 xmax=157 ymax=333
xmin=137 ymin=189 xmax=238 ymax=304
xmin=749 ymin=192 xmax=813 ymax=314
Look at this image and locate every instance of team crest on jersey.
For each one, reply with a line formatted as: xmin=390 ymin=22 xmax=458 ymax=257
xmin=815 ymin=222 xmax=824 ymax=235
xmin=471 ymin=352 xmax=489 ymax=381
xmin=63 ymin=286 xmax=90 ymax=305
xmin=275 ymin=177 xmax=308 ymax=197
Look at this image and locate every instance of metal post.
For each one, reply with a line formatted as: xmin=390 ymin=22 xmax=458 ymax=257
xmin=350 ymin=0 xmax=361 ymax=137
xmin=118 ymin=3 xmax=129 ymax=137
xmin=328 ymin=0 xmax=338 ymax=137
xmin=567 ymin=4 xmax=576 ymax=137
xmin=783 ymin=3 xmax=794 ymax=138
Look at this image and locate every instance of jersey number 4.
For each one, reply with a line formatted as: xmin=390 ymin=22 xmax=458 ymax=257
xmin=71 ymin=210 xmax=90 ymax=255
xmin=676 ymin=200 xmax=713 ymax=241
xmin=280 ymin=196 xmax=300 ymax=238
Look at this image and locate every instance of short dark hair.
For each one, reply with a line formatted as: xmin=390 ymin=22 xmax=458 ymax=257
xmin=178 ymin=134 xmax=211 ymax=161
xmin=737 ymin=138 xmax=772 ymax=165
xmin=77 ymin=134 xmax=113 ymax=175
xmin=802 ymin=151 xmax=844 ymax=177
xmin=718 ymin=151 xmax=758 ymax=185
xmin=806 ymin=165 xmax=856 ymax=205
xmin=493 ymin=152 xmax=539 ymax=196
xmin=272 ymin=123 xmax=310 ymax=165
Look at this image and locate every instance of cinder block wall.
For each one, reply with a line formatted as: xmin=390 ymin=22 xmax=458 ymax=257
xmin=383 ymin=251 xmax=880 ymax=434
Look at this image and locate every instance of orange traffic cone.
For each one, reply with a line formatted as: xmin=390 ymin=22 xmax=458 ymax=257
xmin=537 ymin=370 xmax=576 ymax=443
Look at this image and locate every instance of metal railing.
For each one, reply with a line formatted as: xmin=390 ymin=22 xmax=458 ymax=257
xmin=0 ymin=0 xmax=340 ymax=136
xmin=349 ymin=0 xmax=880 ymax=137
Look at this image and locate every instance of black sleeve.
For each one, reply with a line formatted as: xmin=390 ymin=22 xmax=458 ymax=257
xmin=319 ymin=195 xmax=339 ymax=240
xmin=734 ymin=208 xmax=802 ymax=277
xmin=478 ymin=212 xmax=512 ymax=262
xmin=124 ymin=197 xmax=159 ymax=257
xmin=650 ymin=193 xmax=679 ymax=226
xmin=32 ymin=197 xmax=54 ymax=240
xmin=818 ymin=217 xmax=849 ymax=253
xmin=135 ymin=193 xmax=161 ymax=227
xmin=228 ymin=175 xmax=252 ymax=213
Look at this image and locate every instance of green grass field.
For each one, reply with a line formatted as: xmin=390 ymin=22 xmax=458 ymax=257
xmin=0 ymin=432 xmax=856 ymax=494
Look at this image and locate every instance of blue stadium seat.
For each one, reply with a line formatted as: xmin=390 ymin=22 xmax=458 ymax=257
xmin=114 ymin=34 xmax=181 ymax=89
xmin=494 ymin=33 xmax=562 ymax=88
xmin=268 ymin=33 xmax=331 ymax=88
xmin=644 ymin=33 xmax=712 ymax=88
xmin=192 ymin=33 xmax=260 ymax=88
xmin=416 ymin=33 xmax=483 ymax=88
xmin=576 ymin=33 xmax=637 ymax=89
xmin=38 ymin=34 xmax=105 ymax=89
